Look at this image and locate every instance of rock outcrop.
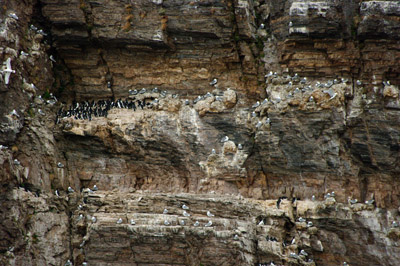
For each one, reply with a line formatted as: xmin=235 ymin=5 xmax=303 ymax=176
xmin=1 ymin=0 xmax=400 ymax=265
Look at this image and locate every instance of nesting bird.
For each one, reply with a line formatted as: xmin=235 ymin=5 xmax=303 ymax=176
xmin=183 ymin=211 xmax=190 ymax=217
xmin=57 ymin=162 xmax=64 ymax=168
xmin=194 ymin=221 xmax=200 ymax=227
xmin=182 ymin=204 xmax=189 ymax=210
xmin=204 ymin=220 xmax=212 ymax=227
xmin=163 ymin=208 xmax=168 ymax=214
xmin=207 ymin=211 xmax=214 ymax=217
xmin=67 ymin=186 xmax=75 ymax=193
xmin=220 ymin=136 xmax=229 ymax=143
xmin=210 ymin=78 xmax=218 ymax=86
xmin=91 ymin=216 xmax=97 ymax=223
xmin=8 ymin=13 xmax=19 ymax=20
xmin=130 ymin=219 xmax=136 ymax=225
xmin=164 ymin=220 xmax=171 ymax=226
xmin=117 ymin=218 xmax=123 ymax=224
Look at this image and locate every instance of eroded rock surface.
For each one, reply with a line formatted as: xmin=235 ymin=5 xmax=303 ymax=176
xmin=1 ymin=0 xmax=400 ymax=265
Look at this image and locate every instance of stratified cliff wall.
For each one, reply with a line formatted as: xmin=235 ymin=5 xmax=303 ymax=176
xmin=1 ymin=0 xmax=399 ymax=265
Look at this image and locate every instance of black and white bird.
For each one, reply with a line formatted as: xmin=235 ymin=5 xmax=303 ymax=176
xmin=220 ymin=136 xmax=229 ymax=143
xmin=210 ymin=78 xmax=218 ymax=86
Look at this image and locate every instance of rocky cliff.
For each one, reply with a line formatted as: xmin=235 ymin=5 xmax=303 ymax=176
xmin=1 ymin=0 xmax=400 ymax=265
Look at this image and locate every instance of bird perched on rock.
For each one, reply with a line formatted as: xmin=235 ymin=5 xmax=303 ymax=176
xmin=152 ymin=87 xmax=159 ymax=93
xmin=57 ymin=162 xmax=64 ymax=168
xmin=77 ymin=214 xmax=84 ymax=222
xmin=211 ymin=149 xmax=216 ymax=154
xmin=55 ymin=190 xmax=60 ymax=197
xmin=298 ymin=217 xmax=306 ymax=223
xmin=252 ymin=101 xmax=260 ymax=108
xmin=8 ymin=13 xmax=19 ymax=20
xmin=233 ymin=234 xmax=239 ymax=240
xmin=194 ymin=221 xmax=200 ymax=227
xmin=392 ymin=221 xmax=399 ymax=228
xmin=258 ymin=220 xmax=264 ymax=226
xmin=182 ymin=204 xmax=189 ymax=210
xmin=117 ymin=218 xmax=123 ymax=224
xmin=64 ymin=260 xmax=72 ymax=266
xmin=164 ymin=220 xmax=170 ymax=226
xmin=289 ymin=252 xmax=299 ymax=259
xmin=67 ymin=186 xmax=75 ymax=193
xmin=299 ymin=250 xmax=308 ymax=256
xmin=207 ymin=211 xmax=214 ymax=217
xmin=348 ymin=197 xmax=358 ymax=205
xmin=49 ymin=55 xmax=56 ymax=62
xmin=307 ymin=221 xmax=313 ymax=227
xmin=356 ymin=80 xmax=362 ymax=86
xmin=220 ymin=136 xmax=229 ymax=143
xmin=130 ymin=219 xmax=136 ymax=225
xmin=311 ymin=195 xmax=316 ymax=201
xmin=13 ymin=159 xmax=20 ymax=165
xmin=204 ymin=220 xmax=212 ymax=227
xmin=91 ymin=216 xmax=97 ymax=223
xmin=179 ymin=220 xmax=185 ymax=226
xmin=238 ymin=144 xmax=243 ymax=150
xmin=183 ymin=211 xmax=190 ymax=217
xmin=92 ymin=184 xmax=98 ymax=191
xmin=163 ymin=208 xmax=168 ymax=214
xmin=210 ymin=78 xmax=218 ymax=86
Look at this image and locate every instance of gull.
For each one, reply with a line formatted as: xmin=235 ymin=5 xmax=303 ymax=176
xmin=139 ymin=88 xmax=146 ymax=94
xmin=251 ymin=111 xmax=257 ymax=117
xmin=211 ymin=149 xmax=216 ymax=154
xmin=152 ymin=87 xmax=159 ymax=93
xmin=365 ymin=199 xmax=375 ymax=205
xmin=256 ymin=121 xmax=262 ymax=128
xmin=117 ymin=218 xmax=123 ymax=224
xmin=309 ymin=96 xmax=314 ymax=102
xmin=8 ymin=13 xmax=19 ymax=20
xmin=348 ymin=197 xmax=358 ymax=205
xmin=77 ymin=214 xmax=84 ymax=222
xmin=220 ymin=136 xmax=229 ymax=143
xmin=323 ymin=88 xmax=337 ymax=100
xmin=194 ymin=221 xmax=200 ymax=227
xmin=179 ymin=220 xmax=185 ymax=226
xmin=298 ymin=217 xmax=306 ymax=223
xmin=207 ymin=211 xmax=214 ymax=217
xmin=238 ymin=144 xmax=243 ymax=150
xmin=164 ymin=220 xmax=170 ymax=226
xmin=273 ymin=96 xmax=281 ymax=103
xmin=265 ymin=117 xmax=271 ymax=124
xmin=331 ymin=191 xmax=336 ymax=197
xmin=383 ymin=81 xmax=391 ymax=86
xmin=64 ymin=260 xmax=72 ymax=266
xmin=193 ymin=95 xmax=203 ymax=104
xmin=334 ymin=79 xmax=339 ymax=84
xmin=129 ymin=89 xmax=138 ymax=95
xmin=37 ymin=29 xmax=47 ymax=36
xmin=79 ymin=240 xmax=85 ymax=248
xmin=55 ymin=190 xmax=60 ymax=197
xmin=289 ymin=21 xmax=293 ymax=27
xmin=307 ymin=221 xmax=313 ymax=227
xmin=204 ymin=220 xmax=212 ymax=227
xmin=92 ymin=184 xmax=98 ymax=191
xmin=0 ymin=145 xmax=7 ymax=150
xmin=341 ymin=78 xmax=348 ymax=83
xmin=185 ymin=99 xmax=190 ymax=105
xmin=324 ymin=80 xmax=333 ymax=88
xmin=293 ymin=87 xmax=301 ymax=94
xmin=210 ymin=78 xmax=218 ymax=86
xmin=67 ymin=187 xmax=75 ymax=193
xmin=13 ymin=159 xmax=20 ymax=165
xmin=38 ymin=109 xmax=45 ymax=116
xmin=2 ymin=58 xmax=16 ymax=85
xmin=183 ymin=211 xmax=190 ymax=217
xmin=233 ymin=234 xmax=239 ymax=240
xmin=299 ymin=250 xmax=308 ymax=256
xmin=343 ymin=262 xmax=349 ymax=266
xmin=205 ymin=92 xmax=213 ymax=98
xmin=392 ymin=221 xmax=399 ymax=228
xmin=260 ymin=23 xmax=265 ymax=29
xmin=172 ymin=94 xmax=178 ymax=98
xmin=252 ymin=101 xmax=260 ymax=108
xmin=49 ymin=55 xmax=56 ymax=62
xmin=163 ymin=208 xmax=168 ymax=214
xmin=182 ymin=204 xmax=189 ymax=210
xmin=57 ymin=162 xmax=64 ymax=168
xmin=160 ymin=90 xmax=167 ymax=97
xmin=130 ymin=219 xmax=136 ymax=225
xmin=300 ymin=77 xmax=307 ymax=84
xmin=289 ymin=252 xmax=299 ymax=259
xmin=324 ymin=193 xmax=331 ymax=199
xmin=91 ymin=216 xmax=97 ymax=223
xmin=83 ymin=262 xmax=88 ymax=266
xmin=20 ymin=51 xmax=29 ymax=56
xmin=356 ymin=80 xmax=362 ymax=86
xmin=262 ymin=98 xmax=268 ymax=105
xmin=30 ymin=25 xmax=38 ymax=31
xmin=258 ymin=220 xmax=264 ymax=226
xmin=311 ymin=195 xmax=316 ymax=201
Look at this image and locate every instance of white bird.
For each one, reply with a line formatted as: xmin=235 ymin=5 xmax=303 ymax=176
xmin=266 ymin=117 xmax=271 ymax=124
xmin=207 ymin=211 xmax=214 ymax=217
xmin=260 ymin=23 xmax=265 ymax=29
xmin=38 ymin=109 xmax=45 ymax=116
xmin=343 ymin=262 xmax=349 ymax=266
xmin=179 ymin=220 xmax=185 ymax=226
xmin=91 ymin=216 xmax=97 ymax=223
xmin=365 ymin=199 xmax=375 ymax=205
xmin=392 ymin=221 xmax=399 ymax=228
xmin=298 ymin=217 xmax=306 ymax=223
xmin=79 ymin=240 xmax=85 ymax=248
xmin=252 ymin=101 xmax=260 ymax=108
xmin=311 ymin=195 xmax=316 ymax=201
xmin=211 ymin=149 xmax=216 ymax=154
xmin=117 ymin=218 xmax=123 ymax=224
xmin=164 ymin=220 xmax=170 ymax=226
xmin=256 ymin=121 xmax=263 ymax=128
xmin=307 ymin=221 xmax=313 ymax=227
xmin=163 ymin=208 xmax=168 ymax=214
xmin=2 ymin=58 xmax=15 ymax=85
xmin=82 ymin=262 xmax=88 ymax=266
xmin=258 ymin=220 xmax=264 ymax=226
xmin=37 ymin=29 xmax=47 ymax=36
xmin=204 ymin=220 xmax=212 ymax=227
xmin=8 ymin=13 xmax=18 ymax=20
xmin=77 ymin=214 xmax=84 ymax=221
xmin=289 ymin=21 xmax=293 ymax=27
xmin=323 ymin=88 xmax=337 ymax=100
xmin=20 ymin=51 xmax=29 ymax=56
xmin=194 ymin=221 xmax=200 ymax=227
xmin=220 ymin=136 xmax=229 ymax=143
xmin=92 ymin=184 xmax=98 ymax=191
xmin=64 ymin=260 xmax=72 ymax=266
xmin=49 ymin=55 xmax=56 ymax=62
xmin=238 ymin=144 xmax=243 ymax=150
xmin=57 ymin=162 xmax=64 ymax=168
xmin=356 ymin=80 xmax=362 ymax=86
xmin=183 ymin=211 xmax=190 ymax=217
xmin=233 ymin=234 xmax=239 ymax=240
xmin=130 ymin=219 xmax=136 ymax=225
xmin=55 ymin=190 xmax=60 ymax=197
xmin=182 ymin=204 xmax=189 ymax=210
xmin=348 ymin=197 xmax=358 ymax=205
xmin=210 ymin=78 xmax=218 ymax=86
xmin=30 ymin=25 xmax=38 ymax=31
xmin=67 ymin=186 xmax=75 ymax=193
xmin=300 ymin=249 xmax=308 ymax=256
xmin=289 ymin=252 xmax=299 ymax=259
xmin=309 ymin=96 xmax=314 ymax=102
xmin=13 ymin=159 xmax=20 ymax=165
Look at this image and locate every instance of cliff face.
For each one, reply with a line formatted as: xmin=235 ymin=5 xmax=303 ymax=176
xmin=1 ymin=0 xmax=400 ymax=265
